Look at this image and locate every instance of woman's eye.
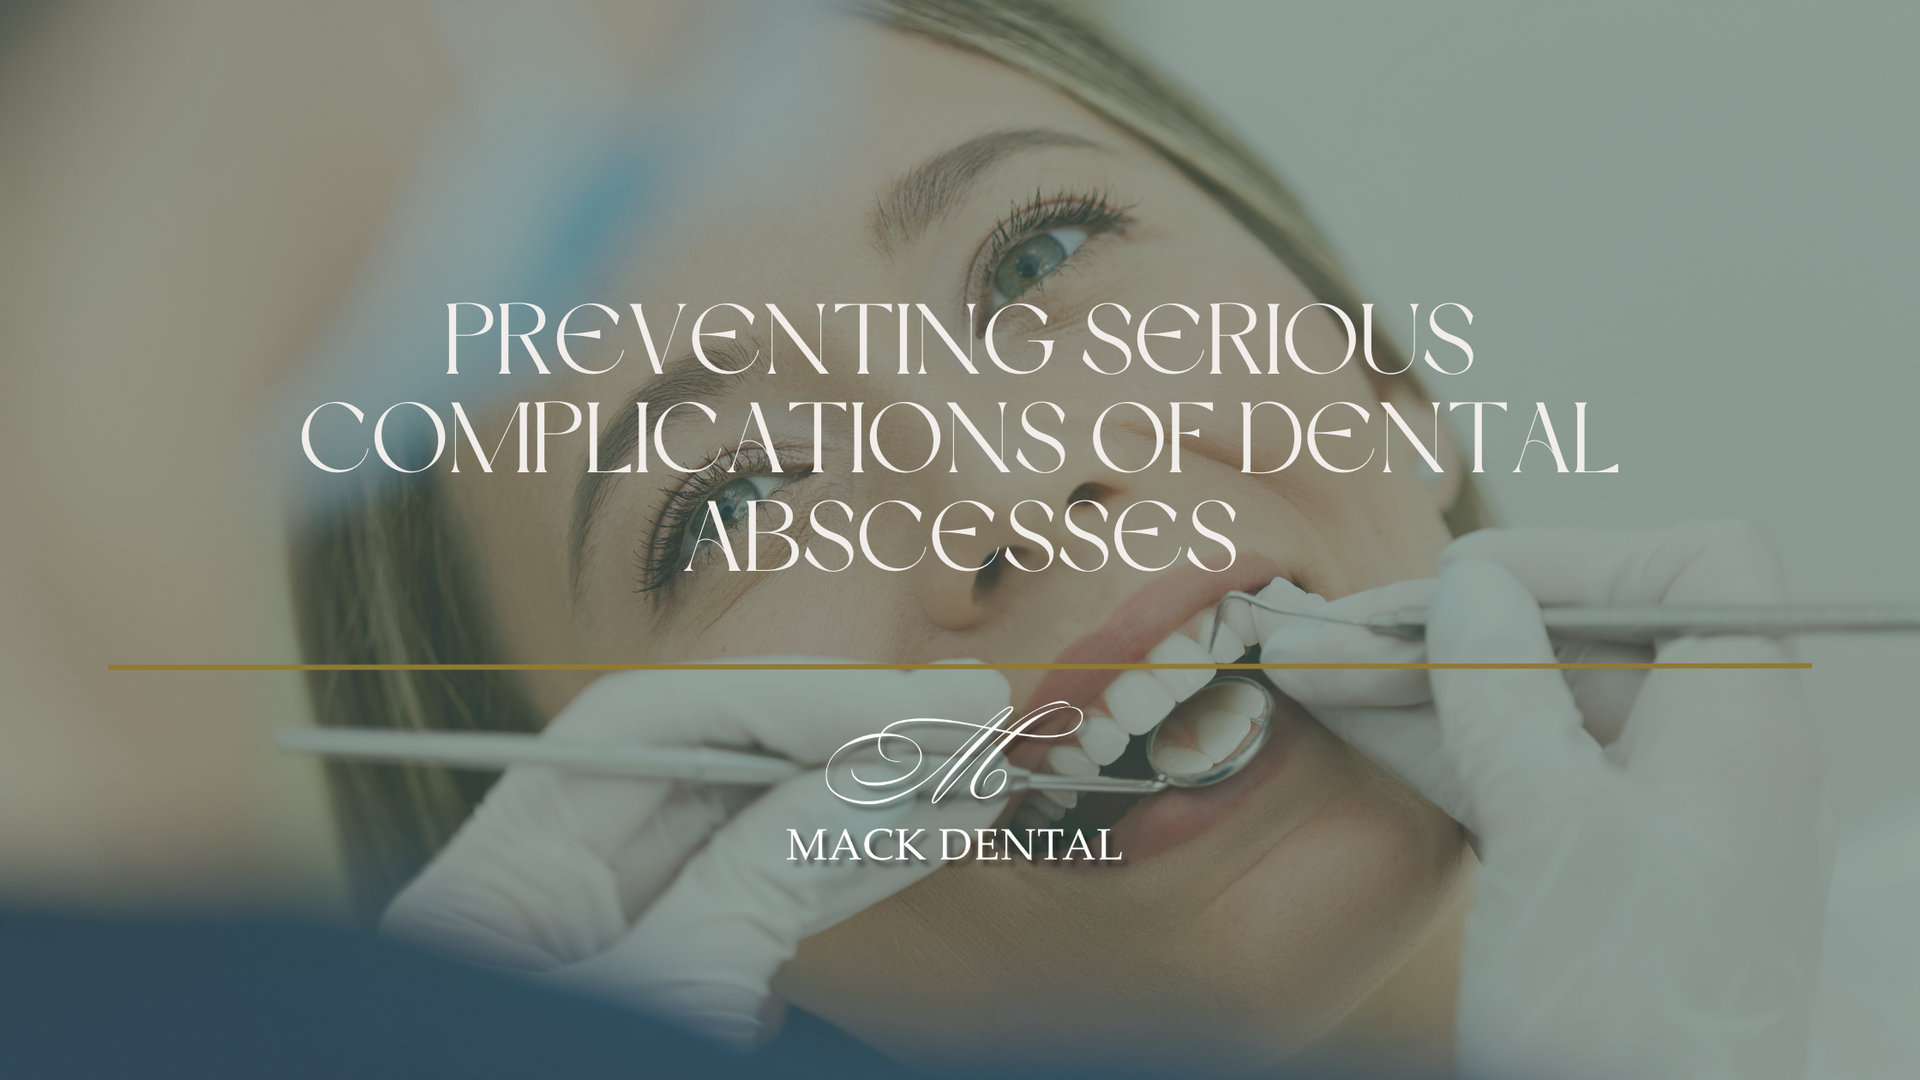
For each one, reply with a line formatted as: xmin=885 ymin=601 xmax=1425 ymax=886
xmin=990 ymin=227 xmax=1088 ymax=306
xmin=683 ymin=474 xmax=787 ymax=553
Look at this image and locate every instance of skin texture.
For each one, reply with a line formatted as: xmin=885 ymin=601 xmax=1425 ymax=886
xmin=444 ymin=22 xmax=1470 ymax=1075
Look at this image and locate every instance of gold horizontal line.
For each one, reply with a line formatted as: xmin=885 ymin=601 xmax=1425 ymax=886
xmin=108 ymin=662 xmax=1811 ymax=672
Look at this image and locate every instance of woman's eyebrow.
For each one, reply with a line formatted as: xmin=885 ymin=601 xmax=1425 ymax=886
xmin=568 ymin=351 xmax=755 ymax=596
xmin=868 ymin=127 xmax=1105 ymax=255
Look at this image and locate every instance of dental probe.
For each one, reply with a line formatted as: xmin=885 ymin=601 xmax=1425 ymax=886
xmin=1209 ymin=592 xmax=1920 ymax=652
xmin=274 ymin=728 xmax=1170 ymax=795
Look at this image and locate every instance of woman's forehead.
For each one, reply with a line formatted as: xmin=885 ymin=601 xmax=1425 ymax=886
xmin=627 ymin=27 xmax=1136 ymax=297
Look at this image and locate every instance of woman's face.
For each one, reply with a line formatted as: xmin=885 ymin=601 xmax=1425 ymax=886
xmin=450 ymin=23 xmax=1466 ymax=1072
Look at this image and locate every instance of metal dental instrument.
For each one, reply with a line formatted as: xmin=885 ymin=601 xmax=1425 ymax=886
xmin=287 ymin=595 xmax=1911 ymax=801
xmin=1208 ymin=592 xmax=1920 ymax=653
xmin=275 ymin=727 xmax=1172 ymax=795
xmin=285 ymin=592 xmax=1895 ymax=798
xmin=1144 ymin=676 xmax=1274 ymax=789
xmin=280 ymin=672 xmax=1285 ymax=796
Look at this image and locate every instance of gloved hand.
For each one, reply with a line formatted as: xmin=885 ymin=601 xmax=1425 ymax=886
xmin=379 ymin=662 xmax=1011 ymax=1052
xmin=1257 ymin=523 xmax=1827 ymax=1080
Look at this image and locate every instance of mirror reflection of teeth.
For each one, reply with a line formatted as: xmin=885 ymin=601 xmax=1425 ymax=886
xmin=1149 ymin=683 xmax=1264 ymax=779
xmin=1194 ymin=711 xmax=1254 ymax=760
xmin=1150 ymin=745 xmax=1216 ymax=778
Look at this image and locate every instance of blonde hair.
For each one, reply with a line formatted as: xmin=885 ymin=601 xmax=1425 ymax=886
xmin=296 ymin=0 xmax=1484 ymax=919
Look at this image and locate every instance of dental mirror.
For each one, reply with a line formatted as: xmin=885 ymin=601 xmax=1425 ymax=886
xmin=1142 ymin=675 xmax=1274 ymax=788
xmin=278 ymin=674 xmax=1281 ymax=797
xmin=1014 ymin=674 xmax=1277 ymax=801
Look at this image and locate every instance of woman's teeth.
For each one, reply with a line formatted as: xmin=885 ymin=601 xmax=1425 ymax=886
xmin=1017 ymin=609 xmax=1258 ymax=829
xmin=1198 ymin=611 xmax=1259 ymax=661
xmin=1104 ymin=671 xmax=1176 ymax=736
xmin=1045 ymin=744 xmax=1100 ymax=778
xmin=1222 ymin=597 xmax=1259 ymax=650
xmin=1014 ymin=800 xmax=1065 ymax=827
xmin=1007 ymin=745 xmax=1100 ymax=828
xmin=1107 ymin=614 xmax=1251 ymax=734
xmin=1074 ymin=713 xmax=1131 ymax=765
xmin=1145 ymin=633 xmax=1214 ymax=699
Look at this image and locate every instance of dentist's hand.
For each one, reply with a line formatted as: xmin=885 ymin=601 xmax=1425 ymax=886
xmin=1258 ymin=523 xmax=1827 ymax=1080
xmin=379 ymin=662 xmax=1011 ymax=1052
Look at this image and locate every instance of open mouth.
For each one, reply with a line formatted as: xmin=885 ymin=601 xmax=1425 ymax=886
xmin=1004 ymin=559 xmax=1298 ymax=859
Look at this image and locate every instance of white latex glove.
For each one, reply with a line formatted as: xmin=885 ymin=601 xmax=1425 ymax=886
xmin=1258 ymin=523 xmax=1827 ymax=1080
xmin=379 ymin=661 xmax=1011 ymax=1052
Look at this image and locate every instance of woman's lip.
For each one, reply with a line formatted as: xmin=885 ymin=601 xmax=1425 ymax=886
xmin=1019 ymin=554 xmax=1283 ymax=714
xmin=1006 ymin=555 xmax=1284 ymax=767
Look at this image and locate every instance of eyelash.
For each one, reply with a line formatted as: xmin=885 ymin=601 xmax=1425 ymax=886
xmin=975 ymin=189 xmax=1133 ymax=316
xmin=634 ymin=445 xmax=802 ymax=595
xmin=630 ymin=193 xmax=1131 ymax=598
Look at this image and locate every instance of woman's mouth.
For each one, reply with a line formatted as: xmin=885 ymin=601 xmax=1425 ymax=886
xmin=1004 ymin=557 xmax=1302 ymax=861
